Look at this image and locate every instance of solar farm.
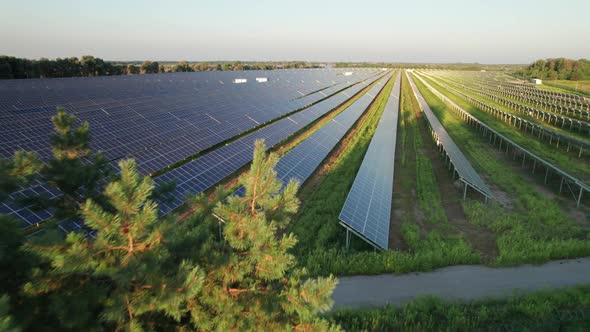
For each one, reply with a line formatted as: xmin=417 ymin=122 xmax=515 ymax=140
xmin=1 ymin=67 xmax=589 ymax=276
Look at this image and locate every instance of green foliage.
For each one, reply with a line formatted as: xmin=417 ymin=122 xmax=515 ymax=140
xmin=12 ymin=140 xmax=340 ymax=331
xmin=0 ymin=55 xmax=125 ymax=79
xmin=0 ymin=295 xmax=20 ymax=332
xmin=172 ymin=61 xmax=194 ymax=72
xmin=205 ymin=140 xmax=340 ymax=331
xmin=0 ymin=151 xmax=41 ymax=202
xmin=328 ymin=286 xmax=590 ymax=331
xmin=126 ymin=64 xmax=140 ymax=74
xmin=516 ymin=58 xmax=590 ymax=81
xmin=140 ymin=61 xmax=159 ymax=74
xmin=26 ymin=159 xmax=204 ymax=330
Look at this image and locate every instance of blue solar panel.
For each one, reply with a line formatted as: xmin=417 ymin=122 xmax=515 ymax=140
xmin=339 ymin=73 xmax=401 ymax=249
xmin=230 ymin=71 xmax=394 ymax=200
xmin=155 ymin=72 xmax=388 ymax=215
xmin=0 ymin=69 xmax=382 ymax=229
xmin=0 ymin=69 xmax=381 ymax=173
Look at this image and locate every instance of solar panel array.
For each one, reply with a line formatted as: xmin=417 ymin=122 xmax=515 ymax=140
xmin=0 ymin=69 xmax=378 ymax=174
xmin=406 ymin=72 xmax=494 ymax=198
xmin=272 ymin=72 xmax=394 ymax=190
xmin=152 ymin=72 xmax=388 ymax=214
xmin=0 ymin=69 xmax=381 ymax=229
xmin=339 ymin=72 xmax=401 ymax=249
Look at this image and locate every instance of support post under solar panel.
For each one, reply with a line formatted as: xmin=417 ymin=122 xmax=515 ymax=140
xmin=346 ymin=229 xmax=351 ymax=251
xmin=463 ymin=181 xmax=468 ymax=201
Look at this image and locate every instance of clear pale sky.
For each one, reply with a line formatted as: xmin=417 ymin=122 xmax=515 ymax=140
xmin=1 ymin=0 xmax=588 ymax=64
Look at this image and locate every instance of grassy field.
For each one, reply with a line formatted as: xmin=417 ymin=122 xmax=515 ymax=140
xmin=542 ymin=80 xmax=590 ymax=97
xmin=411 ymin=72 xmax=590 ymax=266
xmin=327 ymin=285 xmax=590 ymax=331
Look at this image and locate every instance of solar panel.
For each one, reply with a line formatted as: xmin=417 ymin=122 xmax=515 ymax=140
xmin=0 ymin=69 xmax=382 ymax=173
xmin=230 ymin=71 xmax=394 ymax=200
xmin=339 ymin=73 xmax=401 ymax=250
xmin=272 ymin=72 xmax=394 ymax=188
xmin=154 ymin=72 xmax=388 ymax=215
xmin=0 ymin=69 xmax=382 ymax=229
xmin=406 ymin=72 xmax=493 ymax=199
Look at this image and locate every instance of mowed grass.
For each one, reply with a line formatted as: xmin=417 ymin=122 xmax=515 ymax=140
xmin=291 ymin=72 xmax=480 ymax=277
xmin=411 ymin=73 xmax=590 ymax=266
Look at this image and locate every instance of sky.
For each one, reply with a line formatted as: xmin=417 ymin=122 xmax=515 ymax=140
xmin=1 ymin=0 xmax=589 ymax=64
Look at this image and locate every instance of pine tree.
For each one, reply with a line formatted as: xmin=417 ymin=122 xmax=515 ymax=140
xmin=178 ymin=140 xmax=340 ymax=331
xmin=21 ymin=140 xmax=340 ymax=331
xmin=0 ymin=151 xmax=41 ymax=202
xmin=25 ymin=159 xmax=204 ymax=331
xmin=0 ymin=152 xmax=41 ymax=332
xmin=0 ymin=295 xmax=20 ymax=332
xmin=24 ymin=107 xmax=112 ymax=220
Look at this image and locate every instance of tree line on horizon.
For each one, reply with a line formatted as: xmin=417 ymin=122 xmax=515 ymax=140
xmin=515 ymin=58 xmax=590 ymax=81
xmin=0 ymin=55 xmax=320 ymax=79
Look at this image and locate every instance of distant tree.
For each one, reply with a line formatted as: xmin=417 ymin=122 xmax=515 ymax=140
xmin=81 ymin=55 xmax=96 ymax=76
xmin=172 ymin=61 xmax=194 ymax=72
xmin=127 ymin=64 xmax=140 ymax=74
xmin=216 ymin=63 xmax=222 ymax=71
xmin=519 ymin=58 xmax=590 ymax=81
xmin=232 ymin=61 xmax=244 ymax=71
xmin=141 ymin=61 xmax=159 ymax=74
xmin=0 ymin=58 xmax=13 ymax=79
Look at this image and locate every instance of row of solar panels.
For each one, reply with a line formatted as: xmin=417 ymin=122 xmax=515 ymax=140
xmin=153 ymin=72 xmax=390 ymax=214
xmin=339 ymin=73 xmax=401 ymax=249
xmin=0 ymin=69 xmax=382 ymax=229
xmin=58 ymin=72 xmax=392 ymax=234
xmin=407 ymin=73 xmax=494 ymax=198
xmin=339 ymin=71 xmax=494 ymax=250
xmin=0 ymin=69 xmax=380 ymax=171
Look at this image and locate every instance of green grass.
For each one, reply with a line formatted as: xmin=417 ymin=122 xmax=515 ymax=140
xmin=327 ymin=285 xmax=590 ymax=332
xmin=416 ymin=73 xmax=590 ymax=183
xmin=291 ymin=73 xmax=480 ymax=277
xmin=408 ymin=79 xmax=448 ymax=225
xmin=411 ymin=73 xmax=590 ymax=266
xmin=543 ymin=80 xmax=590 ymax=98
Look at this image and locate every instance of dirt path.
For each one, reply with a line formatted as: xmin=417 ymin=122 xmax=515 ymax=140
xmin=332 ymin=257 xmax=590 ymax=310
